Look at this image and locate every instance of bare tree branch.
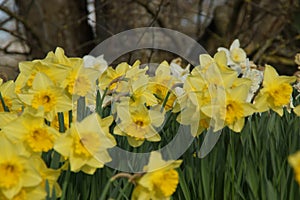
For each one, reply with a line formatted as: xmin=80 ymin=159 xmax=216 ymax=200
xmin=0 ymin=5 xmax=43 ymax=49
xmin=132 ymin=0 xmax=166 ymax=27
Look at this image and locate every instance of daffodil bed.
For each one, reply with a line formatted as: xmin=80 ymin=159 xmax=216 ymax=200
xmin=1 ymin=40 xmax=300 ymax=200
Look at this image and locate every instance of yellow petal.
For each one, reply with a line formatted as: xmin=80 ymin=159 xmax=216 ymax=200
xmin=199 ymin=54 xmax=213 ymax=70
xmin=127 ymin=136 xmax=144 ymax=147
xmin=32 ymin=72 xmax=53 ymax=91
xmin=263 ymin=65 xmax=279 ymax=86
xmin=294 ymin=105 xmax=300 ymax=116
xmin=228 ymin=118 xmax=244 ymax=132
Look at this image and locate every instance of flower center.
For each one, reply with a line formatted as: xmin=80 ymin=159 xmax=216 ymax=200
xmin=151 ymin=169 xmax=179 ymax=197
xmin=74 ymin=137 xmax=91 ymax=157
xmin=225 ymin=100 xmax=244 ymax=124
xmin=268 ymin=83 xmax=292 ymax=107
xmin=125 ymin=123 xmax=147 ymax=140
xmin=0 ymin=161 xmax=23 ymax=189
xmin=32 ymin=90 xmax=57 ymax=112
xmin=26 ymin=128 xmax=55 ymax=152
xmin=135 ymin=120 xmax=144 ymax=127
xmin=74 ymin=133 xmax=101 ymax=157
xmin=43 ymin=95 xmax=50 ymax=103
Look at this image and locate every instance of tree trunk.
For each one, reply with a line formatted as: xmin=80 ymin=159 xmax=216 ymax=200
xmin=16 ymin=0 xmax=94 ymax=58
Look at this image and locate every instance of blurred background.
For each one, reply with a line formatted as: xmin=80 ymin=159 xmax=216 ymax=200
xmin=0 ymin=0 xmax=300 ymax=80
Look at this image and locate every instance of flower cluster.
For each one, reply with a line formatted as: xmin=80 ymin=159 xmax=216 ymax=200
xmin=0 ymin=39 xmax=299 ymax=199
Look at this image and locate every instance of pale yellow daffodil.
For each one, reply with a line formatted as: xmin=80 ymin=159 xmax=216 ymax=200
xmin=114 ymin=104 xmax=163 ymax=147
xmin=18 ymin=72 xmax=72 ymax=121
xmin=288 ymin=151 xmax=300 ymax=186
xmin=0 ymin=138 xmax=42 ymax=199
xmin=54 ymin=113 xmax=116 ymax=174
xmin=131 ymin=151 xmax=182 ymax=200
xmin=254 ymin=65 xmax=296 ymax=116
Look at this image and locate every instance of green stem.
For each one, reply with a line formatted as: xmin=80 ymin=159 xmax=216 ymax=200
xmin=60 ymin=168 xmax=71 ymax=200
xmin=50 ymin=151 xmax=60 ymax=169
xmin=160 ymin=91 xmax=171 ymax=112
xmin=99 ymin=178 xmax=113 ymax=200
xmin=77 ymin=96 xmax=86 ymax=121
xmin=96 ymin=88 xmax=108 ymax=117
xmin=58 ymin=112 xmax=65 ymax=133
xmin=0 ymin=92 xmax=9 ymax=112
xmin=116 ymin=180 xmax=131 ymax=200
xmin=68 ymin=110 xmax=72 ymax=128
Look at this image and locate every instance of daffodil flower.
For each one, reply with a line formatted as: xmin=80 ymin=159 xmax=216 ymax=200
xmin=114 ymin=104 xmax=164 ymax=147
xmin=0 ymin=80 xmax=22 ymax=112
xmin=293 ymin=105 xmax=300 ymax=116
xmin=98 ymin=62 xmax=131 ymax=91
xmin=218 ymin=39 xmax=247 ymax=74
xmin=170 ymin=58 xmax=190 ymax=82
xmin=254 ymin=65 xmax=296 ymax=116
xmin=63 ymin=59 xmax=100 ymax=99
xmin=131 ymin=151 xmax=182 ymax=200
xmin=148 ymin=61 xmax=179 ymax=110
xmin=54 ymin=113 xmax=116 ymax=174
xmin=15 ymin=61 xmax=62 ymax=91
xmin=197 ymin=51 xmax=238 ymax=89
xmin=31 ymin=156 xmax=62 ymax=197
xmin=202 ymin=85 xmax=255 ymax=132
xmin=241 ymin=67 xmax=263 ymax=102
xmin=0 ymin=185 xmax=46 ymax=200
xmin=288 ymin=151 xmax=300 ymax=186
xmin=0 ymin=138 xmax=42 ymax=199
xmin=2 ymin=110 xmax=60 ymax=156
xmin=83 ymin=54 xmax=108 ymax=74
xmin=18 ymin=72 xmax=72 ymax=121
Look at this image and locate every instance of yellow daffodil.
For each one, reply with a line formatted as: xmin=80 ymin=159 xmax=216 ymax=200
xmin=148 ymin=61 xmax=178 ymax=110
xmin=196 ymin=51 xmax=238 ymax=89
xmin=0 ymin=138 xmax=42 ymax=199
xmin=177 ymin=103 xmax=210 ymax=136
xmin=54 ymin=113 xmax=116 ymax=174
xmin=98 ymin=62 xmax=130 ymax=91
xmin=15 ymin=60 xmax=69 ymax=93
xmin=254 ymin=65 xmax=296 ymax=116
xmin=123 ymin=75 xmax=157 ymax=107
xmin=0 ymin=112 xmax=18 ymax=131
xmin=31 ymin=156 xmax=61 ymax=197
xmin=294 ymin=105 xmax=300 ymax=116
xmin=218 ymin=39 xmax=247 ymax=74
xmin=202 ymin=85 xmax=255 ymax=132
xmin=0 ymin=80 xmax=22 ymax=112
xmin=0 ymin=185 xmax=46 ymax=200
xmin=114 ymin=104 xmax=164 ymax=147
xmin=2 ymin=111 xmax=60 ymax=156
xmin=288 ymin=151 xmax=300 ymax=185
xmin=62 ymin=59 xmax=100 ymax=98
xmin=175 ymin=73 xmax=211 ymax=136
xmin=132 ymin=151 xmax=182 ymax=200
xmin=42 ymin=47 xmax=82 ymax=67
xmin=17 ymin=72 xmax=72 ymax=121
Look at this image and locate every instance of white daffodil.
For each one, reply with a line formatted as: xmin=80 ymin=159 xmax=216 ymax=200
xmin=242 ymin=66 xmax=263 ymax=102
xmin=218 ymin=39 xmax=247 ymax=74
xmin=170 ymin=58 xmax=190 ymax=82
xmin=83 ymin=55 xmax=108 ymax=74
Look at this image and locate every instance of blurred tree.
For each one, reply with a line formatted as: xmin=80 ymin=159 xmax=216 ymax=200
xmin=0 ymin=0 xmax=299 ymax=79
xmin=15 ymin=0 xmax=94 ymax=58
